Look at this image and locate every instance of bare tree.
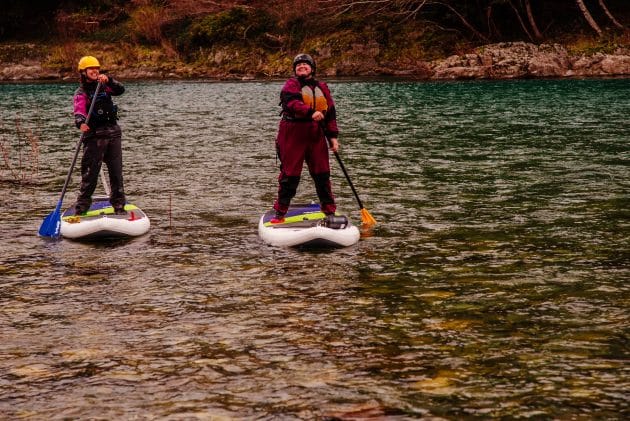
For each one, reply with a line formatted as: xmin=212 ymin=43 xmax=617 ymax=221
xmin=575 ymin=0 xmax=603 ymax=36
xmin=321 ymin=0 xmax=491 ymax=41
xmin=320 ymin=0 xmax=429 ymax=19
xmin=598 ymin=0 xmax=624 ymax=29
xmin=523 ymin=0 xmax=542 ymax=39
xmin=508 ymin=0 xmax=534 ymax=42
xmin=485 ymin=3 xmax=502 ymax=39
xmin=432 ymin=1 xmax=490 ymax=41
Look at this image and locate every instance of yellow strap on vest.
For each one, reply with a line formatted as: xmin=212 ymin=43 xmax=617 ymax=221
xmin=301 ymin=85 xmax=328 ymax=113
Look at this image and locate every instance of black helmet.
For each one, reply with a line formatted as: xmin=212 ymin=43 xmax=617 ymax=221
xmin=293 ymin=53 xmax=316 ymax=74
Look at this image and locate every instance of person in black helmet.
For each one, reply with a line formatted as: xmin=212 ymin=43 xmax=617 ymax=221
xmin=271 ymin=53 xmax=340 ymax=223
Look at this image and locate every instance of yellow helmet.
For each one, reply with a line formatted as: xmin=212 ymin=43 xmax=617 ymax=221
xmin=78 ymin=56 xmax=100 ymax=71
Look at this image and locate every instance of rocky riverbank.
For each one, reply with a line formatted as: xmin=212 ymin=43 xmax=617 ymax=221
xmin=429 ymin=42 xmax=630 ymax=79
xmin=1 ymin=42 xmax=629 ymax=81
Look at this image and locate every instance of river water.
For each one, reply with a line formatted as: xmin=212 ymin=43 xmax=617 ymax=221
xmin=1 ymin=79 xmax=628 ymax=419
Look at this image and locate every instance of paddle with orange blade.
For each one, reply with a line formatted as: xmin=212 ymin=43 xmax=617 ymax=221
xmin=322 ymin=129 xmax=376 ymax=227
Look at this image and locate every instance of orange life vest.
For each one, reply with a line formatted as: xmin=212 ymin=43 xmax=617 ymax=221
xmin=301 ymin=85 xmax=328 ymax=113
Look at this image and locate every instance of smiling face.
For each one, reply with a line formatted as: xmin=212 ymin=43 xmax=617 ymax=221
xmin=295 ymin=62 xmax=312 ymax=78
xmin=85 ymin=67 xmax=100 ymax=81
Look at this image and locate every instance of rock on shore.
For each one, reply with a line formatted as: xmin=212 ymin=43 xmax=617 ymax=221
xmin=429 ymin=42 xmax=630 ymax=79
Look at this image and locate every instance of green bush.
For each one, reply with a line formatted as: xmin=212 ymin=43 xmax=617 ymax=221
xmin=284 ymin=17 xmax=309 ymax=50
xmin=189 ymin=7 xmax=276 ymax=48
xmin=90 ymin=24 xmax=128 ymax=42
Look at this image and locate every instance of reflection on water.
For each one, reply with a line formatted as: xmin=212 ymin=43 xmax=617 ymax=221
xmin=1 ymin=79 xmax=628 ymax=418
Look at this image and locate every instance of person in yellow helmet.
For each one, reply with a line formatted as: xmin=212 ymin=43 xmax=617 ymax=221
xmin=72 ymin=55 xmax=127 ymax=215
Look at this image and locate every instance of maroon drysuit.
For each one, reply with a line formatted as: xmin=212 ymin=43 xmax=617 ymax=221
xmin=273 ymin=77 xmax=339 ymax=216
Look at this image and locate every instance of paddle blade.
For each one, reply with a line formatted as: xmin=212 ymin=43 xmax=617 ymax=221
xmin=39 ymin=205 xmax=62 ymax=238
xmin=360 ymin=208 xmax=377 ymax=227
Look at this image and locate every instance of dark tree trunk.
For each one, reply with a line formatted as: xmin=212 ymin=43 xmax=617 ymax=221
xmin=434 ymin=1 xmax=490 ymax=42
xmin=576 ymin=0 xmax=603 ymax=36
xmin=508 ymin=0 xmax=534 ymax=42
xmin=524 ymin=0 xmax=543 ymax=39
xmin=598 ymin=0 xmax=624 ymax=29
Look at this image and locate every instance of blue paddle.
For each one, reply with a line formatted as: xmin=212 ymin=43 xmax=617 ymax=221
xmin=39 ymin=81 xmax=103 ymax=238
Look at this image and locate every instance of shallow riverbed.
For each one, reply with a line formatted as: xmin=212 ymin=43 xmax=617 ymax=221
xmin=1 ymin=78 xmax=628 ymax=418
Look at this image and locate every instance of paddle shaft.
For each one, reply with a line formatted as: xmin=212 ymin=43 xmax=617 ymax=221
xmin=332 ymin=150 xmax=364 ymax=210
xmin=320 ymin=125 xmax=365 ymax=210
xmin=55 ymin=81 xmax=103 ymax=206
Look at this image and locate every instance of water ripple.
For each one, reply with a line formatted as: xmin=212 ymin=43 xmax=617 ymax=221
xmin=1 ymin=78 xmax=628 ymax=418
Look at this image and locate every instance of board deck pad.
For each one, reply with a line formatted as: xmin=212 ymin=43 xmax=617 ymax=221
xmin=59 ymin=195 xmax=150 ymax=240
xmin=61 ymin=197 xmax=146 ymax=222
xmin=261 ymin=203 xmax=335 ymax=228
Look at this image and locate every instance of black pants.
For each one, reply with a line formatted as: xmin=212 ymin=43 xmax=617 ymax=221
xmin=75 ymin=124 xmax=126 ymax=211
xmin=275 ymin=172 xmax=335 ymax=216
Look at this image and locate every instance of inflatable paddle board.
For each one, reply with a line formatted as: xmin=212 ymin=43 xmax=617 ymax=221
xmin=259 ymin=203 xmax=360 ymax=248
xmin=60 ymin=196 xmax=150 ymax=240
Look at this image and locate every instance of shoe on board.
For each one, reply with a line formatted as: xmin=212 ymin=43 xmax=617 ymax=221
xmin=270 ymin=212 xmax=285 ymax=224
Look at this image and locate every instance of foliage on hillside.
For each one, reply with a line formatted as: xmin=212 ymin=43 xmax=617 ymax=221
xmin=0 ymin=0 xmax=628 ymax=76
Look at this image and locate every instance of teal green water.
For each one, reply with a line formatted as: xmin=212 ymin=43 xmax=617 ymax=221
xmin=1 ymin=79 xmax=628 ymax=418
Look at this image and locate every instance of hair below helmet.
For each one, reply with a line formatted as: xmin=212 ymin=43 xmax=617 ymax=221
xmin=293 ymin=54 xmax=315 ymax=74
xmin=78 ymin=56 xmax=100 ymax=71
